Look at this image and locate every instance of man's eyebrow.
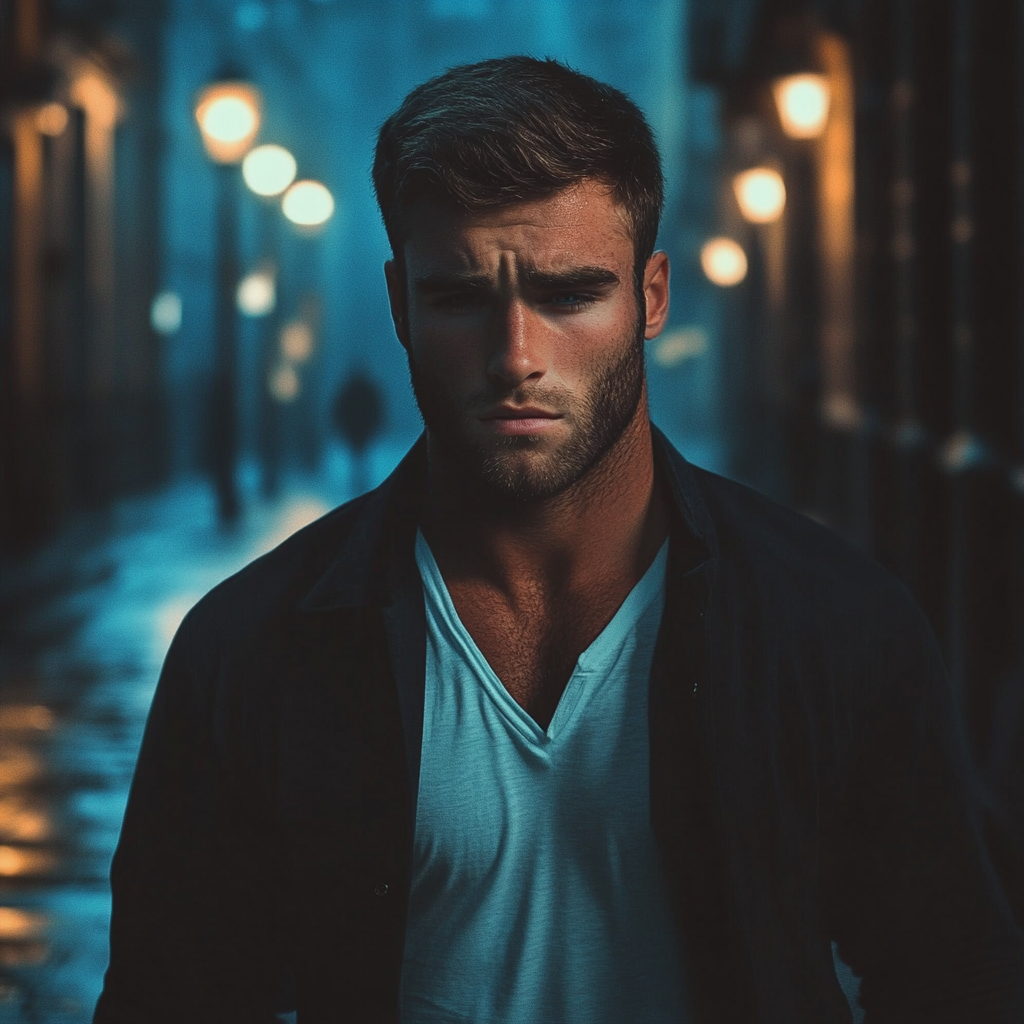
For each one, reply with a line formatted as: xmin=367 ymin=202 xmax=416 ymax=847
xmin=413 ymin=267 xmax=621 ymax=292
xmin=413 ymin=272 xmax=493 ymax=291
xmin=522 ymin=266 xmax=620 ymax=290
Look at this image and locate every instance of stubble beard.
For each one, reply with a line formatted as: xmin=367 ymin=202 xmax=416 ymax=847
xmin=407 ymin=307 xmax=647 ymax=504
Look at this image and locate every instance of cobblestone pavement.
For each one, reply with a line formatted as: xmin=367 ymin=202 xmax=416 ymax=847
xmin=0 ymin=444 xmax=399 ymax=1023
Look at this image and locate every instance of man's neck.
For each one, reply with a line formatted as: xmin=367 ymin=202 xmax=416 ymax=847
xmin=419 ymin=410 xmax=668 ymax=608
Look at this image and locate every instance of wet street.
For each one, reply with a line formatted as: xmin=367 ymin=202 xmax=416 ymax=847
xmin=0 ymin=445 xmax=400 ymax=1023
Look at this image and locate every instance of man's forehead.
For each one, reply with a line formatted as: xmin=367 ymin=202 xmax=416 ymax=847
xmin=400 ymin=181 xmax=632 ymax=270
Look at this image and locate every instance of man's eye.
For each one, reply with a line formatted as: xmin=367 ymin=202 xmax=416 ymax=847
xmin=549 ymin=293 xmax=597 ymax=311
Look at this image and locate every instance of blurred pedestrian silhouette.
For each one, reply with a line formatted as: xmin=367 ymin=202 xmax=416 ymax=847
xmin=332 ymin=370 xmax=384 ymax=497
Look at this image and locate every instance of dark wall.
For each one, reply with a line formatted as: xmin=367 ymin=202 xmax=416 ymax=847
xmin=692 ymin=0 xmax=1024 ymax=766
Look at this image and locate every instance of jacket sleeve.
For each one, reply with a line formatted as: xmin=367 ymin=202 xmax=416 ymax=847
xmin=93 ymin=611 xmax=288 ymax=1024
xmin=822 ymin=598 xmax=1024 ymax=1024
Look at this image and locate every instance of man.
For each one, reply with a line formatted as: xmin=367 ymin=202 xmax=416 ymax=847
xmin=95 ymin=57 xmax=1023 ymax=1023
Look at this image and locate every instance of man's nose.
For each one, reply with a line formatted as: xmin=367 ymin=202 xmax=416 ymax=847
xmin=486 ymin=297 xmax=547 ymax=388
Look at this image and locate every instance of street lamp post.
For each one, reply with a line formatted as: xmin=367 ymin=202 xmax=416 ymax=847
xmin=280 ymin=178 xmax=334 ymax=472
xmin=194 ymin=77 xmax=261 ymax=524
xmin=241 ymin=143 xmax=296 ymax=497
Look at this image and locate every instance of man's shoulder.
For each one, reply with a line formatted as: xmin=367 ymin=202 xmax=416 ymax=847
xmin=682 ymin=457 xmax=924 ymax=627
xmin=177 ymin=488 xmax=381 ymax=656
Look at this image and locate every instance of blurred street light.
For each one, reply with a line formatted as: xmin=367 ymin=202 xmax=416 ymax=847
xmin=195 ymin=75 xmax=262 ymax=524
xmin=150 ymin=291 xmax=183 ymax=334
xmin=652 ymin=327 xmax=708 ymax=367
xmin=269 ymin=363 xmax=300 ymax=402
xmin=35 ymin=102 xmax=69 ymax=137
xmin=194 ymin=81 xmax=261 ymax=164
xmin=773 ymin=73 xmax=831 ymax=139
xmin=72 ymin=71 xmax=121 ymax=130
xmin=241 ymin=146 xmax=297 ymax=499
xmin=701 ymin=237 xmax=748 ymax=286
xmin=733 ymin=167 xmax=787 ymax=223
xmin=242 ymin=144 xmax=297 ymax=196
xmin=237 ymin=269 xmax=276 ymax=317
xmin=280 ymin=319 xmax=314 ymax=362
xmin=282 ymin=180 xmax=334 ymax=226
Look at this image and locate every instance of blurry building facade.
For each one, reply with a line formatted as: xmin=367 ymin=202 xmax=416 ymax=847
xmin=692 ymin=0 xmax=1024 ymax=765
xmin=1 ymin=0 xmax=167 ymax=550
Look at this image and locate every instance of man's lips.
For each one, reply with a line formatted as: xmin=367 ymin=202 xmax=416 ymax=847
xmin=479 ymin=406 xmax=561 ymax=421
xmin=478 ymin=406 xmax=563 ymax=435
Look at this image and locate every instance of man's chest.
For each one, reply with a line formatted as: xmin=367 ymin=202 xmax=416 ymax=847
xmin=444 ymin=583 xmax=622 ymax=729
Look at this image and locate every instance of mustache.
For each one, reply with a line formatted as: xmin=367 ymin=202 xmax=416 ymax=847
xmin=407 ymin=356 xmax=572 ymax=418
xmin=465 ymin=384 xmax=573 ymax=417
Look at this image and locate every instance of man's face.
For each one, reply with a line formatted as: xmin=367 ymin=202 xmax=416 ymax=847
xmin=386 ymin=180 xmax=669 ymax=502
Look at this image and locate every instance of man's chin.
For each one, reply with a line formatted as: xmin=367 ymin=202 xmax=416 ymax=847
xmin=474 ymin=438 xmax=601 ymax=503
xmin=425 ymin=430 xmax=570 ymax=502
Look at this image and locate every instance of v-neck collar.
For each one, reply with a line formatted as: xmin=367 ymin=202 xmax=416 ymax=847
xmin=415 ymin=531 xmax=669 ymax=745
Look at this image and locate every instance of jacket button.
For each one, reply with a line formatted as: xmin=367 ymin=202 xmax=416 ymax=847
xmin=374 ymin=882 xmax=389 ymax=896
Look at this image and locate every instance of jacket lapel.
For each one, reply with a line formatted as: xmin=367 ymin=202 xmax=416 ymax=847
xmin=284 ymin=439 xmax=427 ymax=1021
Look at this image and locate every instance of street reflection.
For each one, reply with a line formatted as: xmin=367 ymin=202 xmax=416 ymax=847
xmin=0 ymin=444 xmax=402 ymax=1021
xmin=0 ymin=707 xmax=54 ymax=731
xmin=0 ymin=799 xmax=51 ymax=844
xmin=0 ymin=908 xmax=49 ymax=969
xmin=0 ymin=909 xmax=47 ymax=941
xmin=0 ymin=749 xmax=44 ymax=790
xmin=0 ymin=848 xmax=57 ymax=878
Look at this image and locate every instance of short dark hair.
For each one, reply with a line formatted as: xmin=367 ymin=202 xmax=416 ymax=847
xmin=372 ymin=56 xmax=664 ymax=276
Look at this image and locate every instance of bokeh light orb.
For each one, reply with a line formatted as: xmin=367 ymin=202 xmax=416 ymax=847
xmin=733 ymin=167 xmax=786 ymax=224
xmin=150 ymin=291 xmax=183 ymax=335
xmin=773 ymin=74 xmax=831 ymax=139
xmin=199 ymin=97 xmax=256 ymax=146
xmin=269 ymin=363 xmax=300 ymax=402
xmin=194 ymin=82 xmax=261 ymax=163
xmin=282 ymin=180 xmax=334 ymax=227
xmin=36 ymin=102 xmax=69 ymax=137
xmin=242 ymin=144 xmax=297 ymax=197
xmin=653 ymin=327 xmax=708 ymax=366
xmin=700 ymin=237 xmax=748 ymax=287
xmin=237 ymin=271 xmax=276 ymax=317
xmin=280 ymin=320 xmax=314 ymax=362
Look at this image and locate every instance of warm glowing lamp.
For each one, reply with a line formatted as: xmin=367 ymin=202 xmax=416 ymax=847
xmin=700 ymin=237 xmax=748 ymax=286
xmin=280 ymin=320 xmax=314 ymax=362
xmin=733 ymin=167 xmax=787 ymax=224
xmin=194 ymin=81 xmax=262 ymax=164
xmin=282 ymin=180 xmax=334 ymax=227
xmin=36 ymin=102 xmax=69 ymax=137
xmin=773 ymin=74 xmax=831 ymax=139
xmin=242 ymin=144 xmax=297 ymax=196
xmin=237 ymin=271 xmax=276 ymax=317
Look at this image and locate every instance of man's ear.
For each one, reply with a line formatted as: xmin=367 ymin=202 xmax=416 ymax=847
xmin=642 ymin=251 xmax=670 ymax=340
xmin=384 ymin=259 xmax=409 ymax=352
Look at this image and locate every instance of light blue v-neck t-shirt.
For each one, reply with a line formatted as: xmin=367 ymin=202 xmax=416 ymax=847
xmin=400 ymin=532 xmax=689 ymax=1024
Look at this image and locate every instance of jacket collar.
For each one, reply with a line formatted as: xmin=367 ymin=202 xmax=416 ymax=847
xmin=300 ymin=425 xmax=715 ymax=612
xmin=650 ymin=423 xmax=717 ymax=573
xmin=299 ymin=436 xmax=427 ymax=612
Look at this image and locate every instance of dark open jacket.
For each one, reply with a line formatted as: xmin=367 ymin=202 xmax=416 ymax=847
xmin=94 ymin=429 xmax=1024 ymax=1023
